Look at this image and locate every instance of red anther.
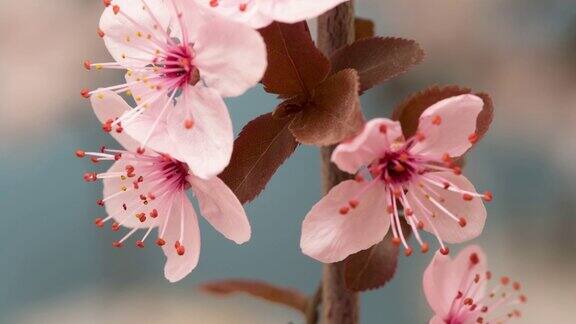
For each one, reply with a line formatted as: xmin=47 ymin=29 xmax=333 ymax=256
xmin=100 ymin=145 xmax=108 ymax=153
xmin=103 ymin=0 xmax=111 ymax=7
xmin=463 ymin=297 xmax=473 ymax=306
xmin=339 ymin=206 xmax=350 ymax=215
xmin=81 ymin=88 xmax=91 ymax=98
xmin=421 ymin=243 xmax=429 ymax=253
xmin=500 ymin=276 xmax=510 ymax=285
xmin=75 ymin=150 xmax=86 ymax=158
xmin=440 ymin=247 xmax=450 ymax=255
xmin=469 ymin=304 xmax=477 ymax=311
xmin=468 ymin=133 xmax=479 ymax=144
xmin=387 ymin=205 xmax=394 ymax=214
xmin=209 ymin=0 xmax=218 ymax=7
xmin=111 ymin=222 xmax=120 ymax=232
xmin=176 ymin=244 xmax=186 ymax=256
xmin=483 ymin=191 xmax=493 ymax=202
xmin=415 ymin=132 xmax=426 ymax=142
xmin=137 ymin=213 xmax=146 ymax=222
xmin=114 ymin=153 xmax=122 ymax=161
xmin=459 ymin=217 xmax=467 ymax=227
xmin=83 ymin=60 xmax=92 ymax=70
xmin=392 ymin=237 xmax=401 ymax=246
xmin=486 ymin=271 xmax=492 ymax=280
xmin=432 ymin=115 xmax=442 ymax=125
xmin=102 ymin=123 xmax=112 ymax=133
xmin=136 ymin=240 xmax=145 ymax=248
xmin=443 ymin=182 xmax=450 ymax=189
xmin=156 ymin=238 xmax=166 ymax=246
xmin=136 ymin=147 xmax=145 ymax=155
xmin=115 ymin=126 xmax=123 ymax=133
xmin=91 ymin=157 xmax=99 ymax=164
xmin=83 ymin=172 xmax=97 ymax=182
xmin=476 ymin=317 xmax=484 ymax=323
xmin=174 ymin=241 xmax=181 ymax=248
xmin=139 ymin=194 xmax=147 ymax=201
xmin=112 ymin=4 xmax=120 ymax=14
xmin=354 ymin=174 xmax=364 ymax=182
xmin=463 ymin=193 xmax=474 ymax=201
xmin=238 ymin=3 xmax=247 ymax=11
xmin=452 ymin=166 xmax=462 ymax=175
xmin=132 ymin=181 xmax=140 ymax=190
xmin=393 ymin=190 xmax=402 ymax=198
xmin=122 ymin=203 xmax=127 ymax=211
xmin=348 ymin=199 xmax=359 ymax=209
xmin=94 ymin=217 xmax=104 ymax=228
xmin=417 ymin=221 xmax=424 ymax=230
xmin=97 ymin=27 xmax=105 ymax=38
xmin=474 ymin=274 xmax=480 ymax=283
xmin=125 ymin=165 xmax=134 ymax=172
xmin=404 ymin=247 xmax=413 ymax=256
xmin=147 ymin=192 xmax=155 ymax=199
xmin=96 ymin=199 xmax=104 ymax=207
xmin=513 ymin=282 xmax=521 ymax=290
xmin=405 ymin=208 xmax=413 ymax=216
xmin=456 ymin=291 xmax=463 ymax=299
xmin=112 ymin=241 xmax=123 ymax=248
xmin=150 ymin=209 xmax=158 ymax=218
xmin=184 ymin=118 xmax=194 ymax=129
xmin=379 ymin=124 xmax=387 ymax=134
xmin=481 ymin=306 xmax=488 ymax=313
xmin=519 ymin=294 xmax=527 ymax=303
xmin=470 ymin=252 xmax=480 ymax=265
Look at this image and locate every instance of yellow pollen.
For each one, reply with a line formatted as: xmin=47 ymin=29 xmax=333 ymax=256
xmin=125 ymin=36 xmax=131 ymax=42
xmin=97 ymin=94 xmax=104 ymax=100
xmin=135 ymin=96 xmax=142 ymax=102
xmin=121 ymin=186 xmax=127 ymax=192
xmin=120 ymin=175 xmax=127 ymax=180
xmin=95 ymin=65 xmax=103 ymax=71
xmin=136 ymin=31 xmax=142 ymax=37
xmin=126 ymin=90 xmax=132 ymax=96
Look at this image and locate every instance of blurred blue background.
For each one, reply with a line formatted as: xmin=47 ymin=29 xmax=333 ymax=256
xmin=1 ymin=0 xmax=575 ymax=323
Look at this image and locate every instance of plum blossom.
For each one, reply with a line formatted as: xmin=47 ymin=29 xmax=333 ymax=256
xmin=82 ymin=0 xmax=267 ymax=179
xmin=301 ymin=94 xmax=492 ymax=263
xmin=424 ymin=245 xmax=527 ymax=324
xmin=78 ymin=91 xmax=251 ymax=282
xmin=196 ymin=0 xmax=350 ymax=28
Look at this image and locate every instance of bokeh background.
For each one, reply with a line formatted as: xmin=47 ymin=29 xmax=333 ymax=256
xmin=1 ymin=0 xmax=575 ymax=323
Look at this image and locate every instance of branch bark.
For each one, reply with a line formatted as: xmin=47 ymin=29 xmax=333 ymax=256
xmin=317 ymin=2 xmax=359 ymax=324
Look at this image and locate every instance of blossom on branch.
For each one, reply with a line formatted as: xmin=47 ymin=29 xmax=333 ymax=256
xmin=301 ymin=94 xmax=492 ymax=263
xmin=82 ymin=0 xmax=267 ymax=179
xmin=424 ymin=245 xmax=526 ymax=324
xmin=78 ymin=91 xmax=251 ymax=282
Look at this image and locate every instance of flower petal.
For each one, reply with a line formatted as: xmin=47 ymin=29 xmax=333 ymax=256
xmin=90 ymin=90 xmax=141 ymax=151
xmin=166 ymin=86 xmax=233 ymax=179
xmin=410 ymin=94 xmax=483 ymax=160
xmin=194 ymin=17 xmax=267 ymax=97
xmin=423 ymin=245 xmax=487 ymax=317
xmin=102 ymin=160 xmax=163 ymax=229
xmin=161 ymin=192 xmax=201 ymax=283
xmin=258 ymin=0 xmax=349 ymax=24
xmin=332 ymin=118 xmax=404 ymax=174
xmin=189 ymin=175 xmax=251 ymax=244
xmin=194 ymin=0 xmax=272 ymax=29
xmin=407 ymin=172 xmax=486 ymax=243
xmin=99 ymin=0 xmax=171 ymax=67
xmin=300 ymin=180 xmax=390 ymax=263
xmin=429 ymin=315 xmax=446 ymax=324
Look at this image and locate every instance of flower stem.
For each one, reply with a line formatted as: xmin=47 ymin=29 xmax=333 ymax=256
xmin=317 ymin=2 xmax=359 ymax=323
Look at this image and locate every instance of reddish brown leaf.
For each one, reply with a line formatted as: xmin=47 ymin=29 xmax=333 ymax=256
xmin=355 ymin=17 xmax=375 ymax=40
xmin=392 ymin=85 xmax=494 ymax=141
xmin=344 ymin=232 xmax=400 ymax=292
xmin=260 ymin=22 xmax=331 ymax=97
xmin=201 ymin=279 xmax=308 ymax=313
xmin=331 ymin=37 xmax=425 ymax=92
xmin=288 ymin=69 xmax=364 ymax=146
xmin=219 ymin=113 xmax=298 ymax=204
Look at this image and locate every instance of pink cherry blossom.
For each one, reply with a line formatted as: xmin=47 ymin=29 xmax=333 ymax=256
xmin=424 ymin=245 xmax=527 ymax=324
xmin=196 ymin=0 xmax=350 ymax=28
xmin=301 ymin=94 xmax=492 ymax=263
xmin=82 ymin=0 xmax=267 ymax=179
xmin=78 ymin=91 xmax=251 ymax=282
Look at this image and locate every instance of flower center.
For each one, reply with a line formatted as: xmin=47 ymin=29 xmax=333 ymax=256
xmin=163 ymin=44 xmax=200 ymax=87
xmin=378 ymin=150 xmax=416 ymax=184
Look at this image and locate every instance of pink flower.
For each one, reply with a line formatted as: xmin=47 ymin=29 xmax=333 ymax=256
xmin=300 ymin=94 xmax=492 ymax=263
xmin=424 ymin=245 xmax=526 ymax=324
xmin=78 ymin=91 xmax=251 ymax=282
xmin=83 ymin=0 xmax=267 ymax=179
xmin=196 ymin=0 xmax=350 ymax=28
